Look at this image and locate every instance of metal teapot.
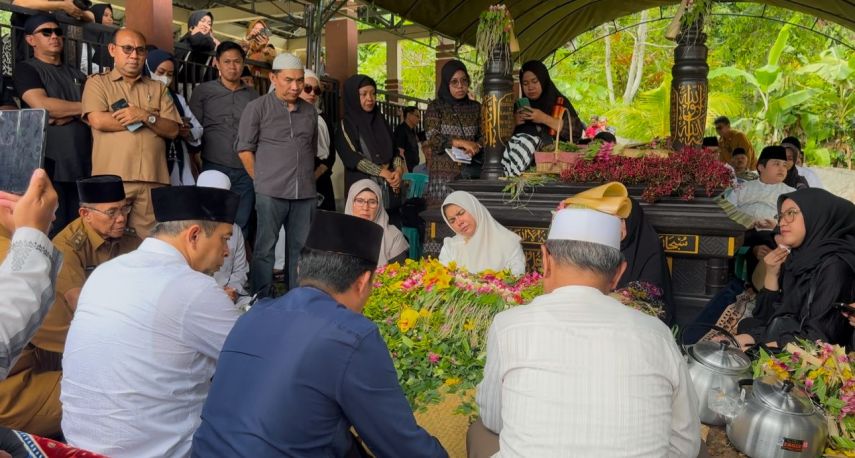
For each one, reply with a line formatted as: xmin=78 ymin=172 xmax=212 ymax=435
xmin=681 ymin=325 xmax=752 ymax=425
xmin=727 ymin=377 xmax=827 ymax=458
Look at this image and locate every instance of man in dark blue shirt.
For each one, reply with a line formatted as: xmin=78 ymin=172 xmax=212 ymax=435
xmin=192 ymin=210 xmax=447 ymax=457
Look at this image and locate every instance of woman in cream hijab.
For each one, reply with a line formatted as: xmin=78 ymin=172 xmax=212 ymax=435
xmin=439 ymin=191 xmax=526 ymax=275
xmin=345 ymin=180 xmax=409 ymax=265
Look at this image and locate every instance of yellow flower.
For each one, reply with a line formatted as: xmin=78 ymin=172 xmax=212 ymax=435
xmin=444 ymin=377 xmax=461 ymax=387
xmin=397 ymin=308 xmax=420 ymax=333
xmin=419 ymin=308 xmax=432 ymax=318
xmin=447 ymin=261 xmax=458 ymax=271
xmin=463 ymin=320 xmax=476 ymax=331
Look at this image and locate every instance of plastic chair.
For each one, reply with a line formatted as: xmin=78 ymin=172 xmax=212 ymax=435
xmin=733 ymin=246 xmax=750 ymax=282
xmin=402 ymin=173 xmax=429 ymax=260
xmin=404 ymin=173 xmax=429 ymax=199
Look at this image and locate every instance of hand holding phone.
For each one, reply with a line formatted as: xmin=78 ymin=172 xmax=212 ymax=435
xmin=515 ymin=97 xmax=531 ymax=113
xmin=834 ymin=302 xmax=855 ymax=314
xmin=111 ymin=98 xmax=144 ymax=132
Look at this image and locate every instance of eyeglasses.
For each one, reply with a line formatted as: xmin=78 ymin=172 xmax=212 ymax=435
xmin=303 ymin=85 xmax=322 ymax=95
xmin=84 ymin=204 xmax=132 ymax=219
xmin=449 ymin=77 xmax=470 ymax=88
xmin=353 ymin=198 xmax=379 ymax=208
xmin=34 ymin=27 xmax=63 ymax=37
xmin=775 ymin=208 xmax=801 ymax=224
xmin=114 ymin=44 xmax=147 ymax=56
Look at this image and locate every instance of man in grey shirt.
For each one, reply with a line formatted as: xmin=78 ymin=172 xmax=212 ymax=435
xmin=189 ymin=41 xmax=258 ymax=236
xmin=237 ymin=53 xmax=317 ymax=296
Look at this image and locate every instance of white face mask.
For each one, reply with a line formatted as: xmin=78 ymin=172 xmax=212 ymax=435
xmin=151 ymin=73 xmax=172 ymax=87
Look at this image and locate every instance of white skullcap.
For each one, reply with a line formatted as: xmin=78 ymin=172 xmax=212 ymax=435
xmin=547 ymin=208 xmax=621 ymax=250
xmin=304 ymin=68 xmax=319 ymax=82
xmin=196 ymin=170 xmax=232 ymax=191
xmin=273 ymin=53 xmax=304 ymax=70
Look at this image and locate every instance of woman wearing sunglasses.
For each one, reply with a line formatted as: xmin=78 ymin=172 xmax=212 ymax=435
xmin=733 ymin=188 xmax=855 ymax=350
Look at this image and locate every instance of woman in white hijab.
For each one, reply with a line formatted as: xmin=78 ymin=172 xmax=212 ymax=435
xmin=345 ymin=179 xmax=409 ymax=265
xmin=439 ymin=191 xmax=526 ymax=275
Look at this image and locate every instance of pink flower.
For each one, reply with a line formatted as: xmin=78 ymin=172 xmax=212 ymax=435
xmin=428 ymin=352 xmax=441 ymax=364
xmin=805 ymin=379 xmax=814 ymax=390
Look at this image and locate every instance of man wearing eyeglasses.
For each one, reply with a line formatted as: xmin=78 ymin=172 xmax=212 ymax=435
xmin=14 ymin=14 xmax=92 ymax=238
xmin=0 ymin=175 xmax=139 ymax=437
xmin=82 ymin=28 xmax=182 ymax=239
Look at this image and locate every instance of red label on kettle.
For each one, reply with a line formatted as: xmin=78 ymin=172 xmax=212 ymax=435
xmin=779 ymin=437 xmax=807 ymax=452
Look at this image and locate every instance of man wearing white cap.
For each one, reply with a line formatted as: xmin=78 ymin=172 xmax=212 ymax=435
xmin=236 ymin=52 xmax=318 ymax=296
xmin=468 ymin=208 xmax=701 ymax=458
xmin=197 ymin=170 xmax=249 ymax=307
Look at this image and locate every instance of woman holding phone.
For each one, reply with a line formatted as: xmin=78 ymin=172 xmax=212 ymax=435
xmin=733 ymin=188 xmax=855 ymax=349
xmin=502 ymin=60 xmax=585 ymax=176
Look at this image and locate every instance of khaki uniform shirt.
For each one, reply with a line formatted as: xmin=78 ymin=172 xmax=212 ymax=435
xmin=82 ymin=69 xmax=182 ymax=184
xmin=31 ymin=217 xmax=140 ymax=354
xmin=718 ymin=130 xmax=757 ymax=170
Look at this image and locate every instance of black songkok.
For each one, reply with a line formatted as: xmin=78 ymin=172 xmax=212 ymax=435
xmin=304 ymin=210 xmax=383 ymax=265
xmin=758 ymin=145 xmax=788 ymax=164
xmin=151 ymin=186 xmax=238 ymax=224
xmin=77 ymin=175 xmax=125 ymax=204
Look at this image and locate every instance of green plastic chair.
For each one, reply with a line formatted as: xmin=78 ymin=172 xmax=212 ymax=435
xmin=404 ymin=173 xmax=429 ymax=199
xmin=733 ymin=246 xmax=751 ymax=282
xmin=402 ymin=173 xmax=429 ymax=260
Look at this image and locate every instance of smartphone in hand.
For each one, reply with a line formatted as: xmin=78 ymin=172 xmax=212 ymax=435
xmin=0 ymin=109 xmax=47 ymax=194
xmin=515 ymin=97 xmax=531 ymax=113
xmin=111 ymin=98 xmax=144 ymax=132
xmin=834 ymin=302 xmax=855 ymax=314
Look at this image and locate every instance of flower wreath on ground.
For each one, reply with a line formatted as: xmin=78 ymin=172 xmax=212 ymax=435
xmin=364 ymin=258 xmax=665 ymax=413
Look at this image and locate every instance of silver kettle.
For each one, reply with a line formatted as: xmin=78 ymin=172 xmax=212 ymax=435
xmin=682 ymin=325 xmax=752 ymax=425
xmin=727 ymin=376 xmax=827 ymax=458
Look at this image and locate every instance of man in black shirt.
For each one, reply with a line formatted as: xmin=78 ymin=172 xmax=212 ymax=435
xmin=393 ymin=106 xmax=422 ymax=173
xmin=14 ymin=14 xmax=92 ymax=237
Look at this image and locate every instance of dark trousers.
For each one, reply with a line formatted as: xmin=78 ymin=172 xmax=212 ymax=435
xmin=49 ymin=181 xmax=79 ymax=238
xmin=251 ymin=194 xmax=315 ymax=296
xmin=203 ymin=161 xmax=255 ymax=237
xmin=683 ymin=277 xmax=746 ymax=344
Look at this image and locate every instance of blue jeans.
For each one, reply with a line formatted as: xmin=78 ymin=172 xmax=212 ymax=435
xmin=203 ymin=161 xmax=255 ymax=237
xmin=251 ymin=194 xmax=315 ymax=296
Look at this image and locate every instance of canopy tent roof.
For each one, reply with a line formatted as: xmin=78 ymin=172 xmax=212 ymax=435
xmin=370 ymin=0 xmax=855 ymax=61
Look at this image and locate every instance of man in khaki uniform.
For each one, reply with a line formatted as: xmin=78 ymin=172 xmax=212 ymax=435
xmin=0 ymin=175 xmax=140 ymax=436
xmin=82 ymin=28 xmax=180 ymax=237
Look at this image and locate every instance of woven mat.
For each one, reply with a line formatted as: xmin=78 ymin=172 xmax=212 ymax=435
xmin=414 ymin=391 xmax=474 ymax=458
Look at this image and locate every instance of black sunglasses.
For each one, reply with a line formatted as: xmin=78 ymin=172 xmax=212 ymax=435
xmin=303 ymin=85 xmax=322 ymax=96
xmin=34 ymin=27 xmax=64 ymax=37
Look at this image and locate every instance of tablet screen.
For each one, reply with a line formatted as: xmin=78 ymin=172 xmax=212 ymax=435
xmin=0 ymin=109 xmax=47 ymax=194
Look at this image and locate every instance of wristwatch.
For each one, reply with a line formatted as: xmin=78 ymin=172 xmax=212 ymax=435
xmin=147 ymin=113 xmax=157 ymax=125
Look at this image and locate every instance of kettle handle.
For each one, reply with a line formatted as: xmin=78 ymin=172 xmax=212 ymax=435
xmin=677 ymin=323 xmax=741 ymax=355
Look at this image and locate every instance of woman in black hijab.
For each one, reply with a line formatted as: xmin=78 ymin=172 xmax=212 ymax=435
xmin=425 ymin=60 xmax=483 ymax=204
xmin=619 ymin=198 xmax=676 ymax=324
xmin=735 ymin=188 xmax=855 ymax=349
xmin=178 ymin=10 xmax=219 ymax=82
xmin=515 ymin=60 xmax=584 ymax=144
xmin=502 ymin=60 xmax=586 ymax=176
xmin=334 ymin=75 xmax=405 ymax=212
xmin=81 ymin=4 xmax=115 ymax=73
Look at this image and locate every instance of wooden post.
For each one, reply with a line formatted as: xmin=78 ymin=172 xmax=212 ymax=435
xmin=124 ymin=0 xmax=174 ymax=53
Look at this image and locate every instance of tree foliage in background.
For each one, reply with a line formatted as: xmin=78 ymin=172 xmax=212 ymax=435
xmin=356 ymin=3 xmax=853 ymax=166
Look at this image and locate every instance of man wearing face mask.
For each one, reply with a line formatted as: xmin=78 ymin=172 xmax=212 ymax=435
xmin=61 ymin=185 xmax=241 ymax=458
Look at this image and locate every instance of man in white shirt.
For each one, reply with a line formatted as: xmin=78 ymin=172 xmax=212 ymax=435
xmin=781 ymin=136 xmax=823 ymax=189
xmin=725 ymin=145 xmax=795 ymax=228
xmin=196 ymin=170 xmax=250 ymax=307
xmin=0 ymin=169 xmax=61 ymax=381
xmin=469 ymin=207 xmax=701 ymax=458
xmin=61 ymin=185 xmax=241 ymax=458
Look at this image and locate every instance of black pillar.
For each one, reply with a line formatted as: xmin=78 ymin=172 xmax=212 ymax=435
xmin=480 ymin=45 xmax=514 ymax=180
xmin=670 ymin=18 xmax=709 ymax=149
